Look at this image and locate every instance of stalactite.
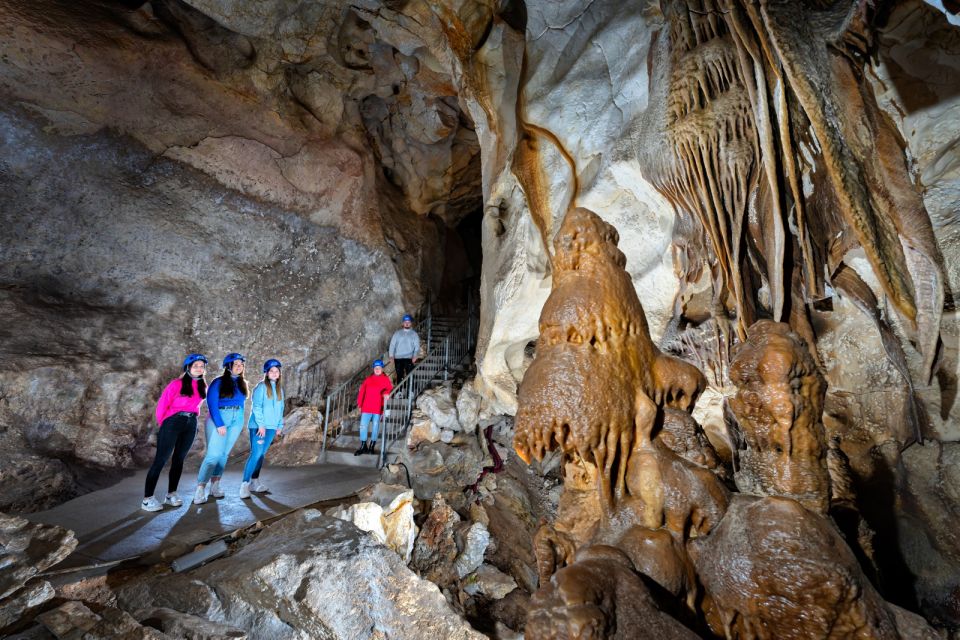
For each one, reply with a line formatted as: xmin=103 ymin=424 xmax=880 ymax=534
xmin=637 ymin=0 xmax=944 ymax=390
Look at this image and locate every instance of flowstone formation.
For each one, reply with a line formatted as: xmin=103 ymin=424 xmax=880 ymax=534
xmin=727 ymin=320 xmax=830 ymax=513
xmin=515 ymin=207 xmax=935 ymax=638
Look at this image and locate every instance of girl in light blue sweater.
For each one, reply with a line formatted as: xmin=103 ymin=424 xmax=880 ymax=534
xmin=240 ymin=359 xmax=285 ymax=498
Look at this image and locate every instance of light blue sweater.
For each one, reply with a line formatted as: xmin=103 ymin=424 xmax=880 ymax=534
xmin=248 ymin=381 xmax=284 ymax=430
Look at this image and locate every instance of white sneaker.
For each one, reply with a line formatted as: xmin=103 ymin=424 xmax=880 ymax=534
xmin=163 ymin=492 xmax=183 ymax=507
xmin=251 ymin=479 xmax=269 ymax=493
xmin=193 ymin=485 xmax=207 ymax=504
xmin=209 ymin=480 xmax=224 ymax=499
xmin=239 ymin=482 xmax=251 ymax=499
xmin=141 ymin=496 xmax=163 ymax=512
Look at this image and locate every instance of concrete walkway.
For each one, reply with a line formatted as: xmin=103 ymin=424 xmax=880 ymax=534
xmin=27 ymin=464 xmax=378 ymax=571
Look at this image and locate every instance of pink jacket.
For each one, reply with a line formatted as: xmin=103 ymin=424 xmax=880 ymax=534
xmin=156 ymin=378 xmax=205 ymax=425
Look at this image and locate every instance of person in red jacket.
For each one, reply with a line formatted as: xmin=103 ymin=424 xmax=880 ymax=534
xmin=355 ymin=359 xmax=393 ymax=456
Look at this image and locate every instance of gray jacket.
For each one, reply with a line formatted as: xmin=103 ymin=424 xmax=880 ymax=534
xmin=389 ymin=328 xmax=420 ymax=359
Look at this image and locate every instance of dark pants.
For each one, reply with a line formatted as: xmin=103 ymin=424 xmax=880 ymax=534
xmin=145 ymin=414 xmax=197 ymax=497
xmin=395 ymin=358 xmax=414 ymax=383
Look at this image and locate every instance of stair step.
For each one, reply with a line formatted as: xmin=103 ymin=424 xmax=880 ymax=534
xmin=321 ymin=440 xmax=400 ymax=467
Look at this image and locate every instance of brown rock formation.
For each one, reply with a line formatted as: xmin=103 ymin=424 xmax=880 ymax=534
xmin=514 ymin=207 xmax=706 ymax=504
xmin=727 ymin=320 xmax=831 ymax=513
xmin=689 ymin=496 xmax=900 ymax=640
xmin=513 ymin=206 xmax=941 ymax=637
xmin=526 ymin=551 xmax=700 ymax=640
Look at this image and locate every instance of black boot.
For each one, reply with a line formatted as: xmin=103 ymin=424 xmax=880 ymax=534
xmin=367 ymin=441 xmax=377 ymax=456
xmin=354 ymin=441 xmax=367 ymax=456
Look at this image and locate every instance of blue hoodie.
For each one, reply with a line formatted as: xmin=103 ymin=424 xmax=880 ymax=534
xmin=207 ymin=376 xmax=247 ymax=427
xmin=249 ymin=380 xmax=284 ymax=430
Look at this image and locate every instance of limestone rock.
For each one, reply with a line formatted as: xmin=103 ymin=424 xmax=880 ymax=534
xmin=410 ymin=495 xmax=461 ymax=588
xmin=454 ymin=522 xmax=490 ymax=580
xmin=135 ymin=607 xmax=248 ymax=640
xmin=38 ymin=601 xmax=170 ymax=640
xmin=400 ymin=438 xmax=485 ymax=502
xmin=118 ymin=510 xmax=484 ymax=640
xmin=417 ymin=386 xmax=461 ymax=432
xmin=462 ymin=564 xmax=517 ymax=600
xmin=455 ymin=380 xmax=482 ymax=433
xmin=327 ymin=484 xmax=418 ymax=563
xmin=0 ymin=580 xmax=55 ymax=629
xmin=263 ymin=407 xmax=324 ymax=467
xmin=407 ymin=410 xmax=441 ymax=448
xmin=0 ymin=513 xmax=77 ymax=600
xmin=439 ymin=429 xmax=456 ymax=444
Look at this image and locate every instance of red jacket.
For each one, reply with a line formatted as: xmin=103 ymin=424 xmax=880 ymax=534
xmin=357 ymin=373 xmax=393 ymax=414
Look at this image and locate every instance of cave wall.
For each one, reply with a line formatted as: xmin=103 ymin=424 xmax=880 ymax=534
xmin=0 ymin=0 xmax=481 ymax=510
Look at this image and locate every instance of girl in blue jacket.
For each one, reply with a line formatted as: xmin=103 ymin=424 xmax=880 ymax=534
xmin=195 ymin=352 xmax=248 ymax=504
xmin=240 ymin=359 xmax=285 ymax=498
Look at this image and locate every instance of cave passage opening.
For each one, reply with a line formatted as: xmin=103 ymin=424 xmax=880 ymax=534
xmin=433 ymin=207 xmax=483 ymax=318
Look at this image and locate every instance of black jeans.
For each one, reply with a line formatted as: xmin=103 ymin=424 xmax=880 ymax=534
xmin=395 ymin=358 xmax=414 ymax=383
xmin=144 ymin=414 xmax=197 ymax=497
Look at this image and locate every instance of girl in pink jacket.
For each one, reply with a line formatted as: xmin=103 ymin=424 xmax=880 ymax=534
xmin=142 ymin=353 xmax=208 ymax=511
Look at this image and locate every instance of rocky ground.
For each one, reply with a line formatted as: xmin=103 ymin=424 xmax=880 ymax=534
xmin=0 ymin=375 xmax=554 ymax=639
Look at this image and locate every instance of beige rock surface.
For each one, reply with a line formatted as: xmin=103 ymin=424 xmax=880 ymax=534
xmin=118 ymin=510 xmax=485 ymax=640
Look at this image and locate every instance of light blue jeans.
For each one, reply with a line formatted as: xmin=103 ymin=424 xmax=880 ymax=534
xmin=359 ymin=412 xmax=380 ymax=442
xmin=242 ymin=429 xmax=277 ymax=482
xmin=198 ymin=408 xmax=245 ymax=483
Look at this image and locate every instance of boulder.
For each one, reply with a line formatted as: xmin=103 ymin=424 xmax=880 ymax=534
xmin=118 ymin=510 xmax=484 ymax=640
xmin=453 ymin=522 xmax=490 ymax=579
xmin=0 ymin=580 xmax=54 ymax=629
xmin=410 ymin=495 xmax=461 ymax=586
xmin=38 ymin=601 xmax=170 ymax=640
xmin=327 ymin=484 xmax=417 ymax=563
xmin=407 ymin=410 xmax=441 ymax=448
xmin=400 ymin=439 xmax=485 ymax=502
xmin=135 ymin=607 xmax=248 ymax=640
xmin=689 ymin=495 xmax=900 ymax=639
xmin=417 ymin=386 xmax=461 ymax=432
xmin=0 ymin=513 xmax=77 ymax=600
xmin=462 ymin=564 xmax=517 ymax=600
xmin=455 ymin=380 xmax=482 ymax=433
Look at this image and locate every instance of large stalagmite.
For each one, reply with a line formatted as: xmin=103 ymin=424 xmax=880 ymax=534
xmin=515 ymin=205 xmax=938 ymax=638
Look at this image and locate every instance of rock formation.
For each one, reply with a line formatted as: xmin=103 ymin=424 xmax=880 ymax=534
xmin=515 ymin=205 xmax=942 ymax=637
xmin=727 ymin=320 xmax=830 ymax=513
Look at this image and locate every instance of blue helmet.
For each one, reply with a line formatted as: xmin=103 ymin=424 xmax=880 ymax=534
xmin=373 ymin=359 xmax=385 ymax=368
xmin=402 ymin=314 xmax=413 ymax=322
xmin=263 ymin=358 xmax=282 ymax=373
xmin=223 ymin=352 xmax=246 ymax=368
xmin=182 ymin=353 xmax=208 ymax=371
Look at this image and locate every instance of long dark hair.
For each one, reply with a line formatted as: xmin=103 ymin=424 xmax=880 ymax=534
xmin=264 ymin=372 xmax=283 ymax=401
xmin=218 ymin=367 xmax=248 ymax=398
xmin=179 ymin=372 xmax=207 ymax=399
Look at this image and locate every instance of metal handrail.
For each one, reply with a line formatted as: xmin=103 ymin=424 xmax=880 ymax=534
xmin=318 ymin=299 xmax=431 ymax=458
xmin=378 ymin=316 xmax=474 ymax=467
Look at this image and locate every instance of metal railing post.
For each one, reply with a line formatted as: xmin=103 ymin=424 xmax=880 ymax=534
xmin=321 ymin=395 xmax=332 ymax=460
xmin=443 ymin=336 xmax=450 ymax=381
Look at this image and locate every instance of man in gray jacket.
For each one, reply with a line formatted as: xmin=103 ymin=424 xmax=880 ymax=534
xmin=389 ymin=314 xmax=420 ymax=382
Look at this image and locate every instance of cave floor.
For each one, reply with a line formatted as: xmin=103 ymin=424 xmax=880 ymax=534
xmin=26 ymin=463 xmax=379 ymax=572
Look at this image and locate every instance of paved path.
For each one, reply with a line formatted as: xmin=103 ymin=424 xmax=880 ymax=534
xmin=27 ymin=464 xmax=378 ymax=571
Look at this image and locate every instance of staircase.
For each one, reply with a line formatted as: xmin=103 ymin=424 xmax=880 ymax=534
xmin=320 ymin=312 xmax=476 ymax=467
